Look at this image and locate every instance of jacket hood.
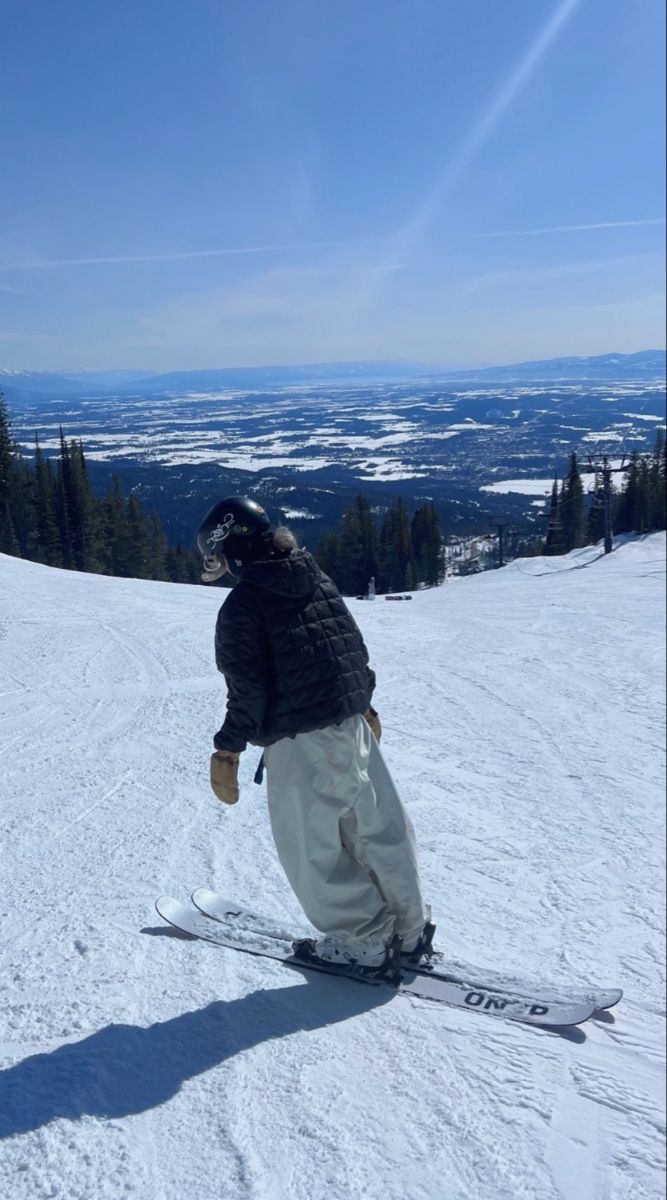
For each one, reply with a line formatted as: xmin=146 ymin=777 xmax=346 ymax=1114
xmin=238 ymin=549 xmax=321 ymax=598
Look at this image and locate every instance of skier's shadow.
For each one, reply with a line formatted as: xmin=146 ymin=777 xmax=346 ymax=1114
xmin=0 ymin=968 xmax=393 ymax=1139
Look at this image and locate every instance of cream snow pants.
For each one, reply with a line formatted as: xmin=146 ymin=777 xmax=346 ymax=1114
xmin=263 ymin=713 xmax=428 ymax=951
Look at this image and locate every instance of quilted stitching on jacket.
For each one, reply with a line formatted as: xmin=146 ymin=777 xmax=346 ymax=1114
xmin=213 ymin=550 xmax=376 ymax=752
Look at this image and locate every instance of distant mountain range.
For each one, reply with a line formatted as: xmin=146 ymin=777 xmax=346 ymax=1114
xmin=445 ymin=350 xmax=666 ymax=383
xmin=1 ymin=350 xmax=665 ymax=400
xmin=0 ymin=368 xmax=160 ymax=399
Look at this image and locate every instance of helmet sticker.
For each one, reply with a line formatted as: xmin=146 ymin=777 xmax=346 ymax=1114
xmin=207 ymin=513 xmax=235 ymax=548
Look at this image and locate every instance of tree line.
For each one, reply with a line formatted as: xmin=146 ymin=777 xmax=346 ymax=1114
xmin=316 ymin=495 xmax=445 ymax=594
xmin=320 ymin=436 xmax=666 ymax=591
xmin=2 ymin=392 xmax=664 ymax=587
xmin=0 ymin=395 xmax=448 ymax=593
xmin=0 ymin=395 xmax=200 ymax=582
xmin=544 ymin=434 xmax=666 ymax=555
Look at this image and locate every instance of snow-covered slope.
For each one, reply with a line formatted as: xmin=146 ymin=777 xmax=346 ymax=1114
xmin=1 ymin=536 xmax=665 ymax=1200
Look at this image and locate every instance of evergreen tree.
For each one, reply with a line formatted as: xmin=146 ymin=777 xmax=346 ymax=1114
xmin=0 ymin=397 xmax=34 ymax=555
xmin=393 ymin=498 xmax=413 ymax=590
xmin=612 ymin=436 xmax=667 ymax=535
xmin=183 ymin=548 xmax=201 ymax=584
xmin=315 ymin=497 xmax=446 ymax=593
xmin=586 ymin=474 xmax=605 ymax=545
xmin=68 ymin=440 xmax=97 ymax=570
xmin=635 ymin=457 xmax=652 ymax=534
xmin=316 ymin=532 xmax=340 ymax=582
xmin=337 ymin=503 xmax=366 ymax=595
xmin=649 ymin=429 xmax=666 ymax=531
xmin=123 ymin=494 xmax=150 ymax=578
xmin=146 ymin=514 xmax=169 ymax=581
xmin=544 ymin=479 xmax=562 ymax=555
xmin=54 ymin=431 xmax=75 ymax=568
xmin=99 ymin=476 xmax=128 ymax=576
xmin=377 ymin=498 xmax=413 ymax=592
xmin=412 ymin=503 xmax=444 ymax=586
xmin=0 ymin=393 xmax=19 ymax=518
xmin=10 ymin=457 xmax=35 ymax=555
xmin=0 ymin=499 xmax=21 ymax=557
xmin=355 ymin=495 xmax=378 ymax=591
xmin=31 ymin=436 xmax=62 ymax=566
xmin=377 ymin=507 xmax=398 ymax=592
xmin=166 ymin=544 xmax=192 ymax=583
xmin=405 ymin=558 xmax=416 ymax=590
xmin=616 ymin=452 xmax=640 ymax=534
xmin=0 ymin=402 xmax=190 ymax=584
xmin=560 ymin=452 xmax=585 ymax=551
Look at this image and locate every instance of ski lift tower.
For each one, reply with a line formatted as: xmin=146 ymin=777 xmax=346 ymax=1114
xmin=489 ymin=516 xmax=516 ymax=568
xmin=583 ymin=454 xmax=630 ymax=553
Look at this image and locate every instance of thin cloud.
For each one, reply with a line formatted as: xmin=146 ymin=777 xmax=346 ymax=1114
xmin=473 ymin=218 xmax=667 ymax=239
xmin=0 ymin=239 xmax=366 ymax=272
xmin=460 ymin=250 xmax=665 ymax=294
xmin=393 ymin=0 xmax=585 ymax=256
xmin=345 ymin=0 xmax=586 ymax=323
xmin=137 ymin=260 xmax=405 ymax=332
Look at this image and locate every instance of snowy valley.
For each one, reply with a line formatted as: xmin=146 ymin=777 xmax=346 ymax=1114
xmin=4 ymin=362 xmax=665 ymax=547
xmin=0 ymin=534 xmax=665 ymax=1200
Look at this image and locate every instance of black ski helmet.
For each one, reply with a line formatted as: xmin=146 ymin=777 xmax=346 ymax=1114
xmin=196 ymin=496 xmax=272 ymax=567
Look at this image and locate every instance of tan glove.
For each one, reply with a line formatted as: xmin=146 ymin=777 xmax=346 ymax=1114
xmin=364 ymin=706 xmax=382 ymax=744
xmin=210 ymin=750 xmax=240 ymax=804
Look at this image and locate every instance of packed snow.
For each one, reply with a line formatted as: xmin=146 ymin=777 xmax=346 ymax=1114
xmin=0 ymin=535 xmax=665 ymax=1200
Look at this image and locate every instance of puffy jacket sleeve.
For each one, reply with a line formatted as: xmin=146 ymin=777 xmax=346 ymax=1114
xmin=213 ymin=588 xmax=270 ymax=753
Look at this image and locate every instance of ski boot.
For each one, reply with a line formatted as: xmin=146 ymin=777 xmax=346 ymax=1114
xmin=292 ymin=934 xmax=403 ymax=986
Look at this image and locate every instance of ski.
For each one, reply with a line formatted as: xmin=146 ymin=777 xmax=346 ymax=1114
xmin=191 ymin=887 xmax=623 ymax=1013
xmin=156 ymin=895 xmax=596 ymax=1028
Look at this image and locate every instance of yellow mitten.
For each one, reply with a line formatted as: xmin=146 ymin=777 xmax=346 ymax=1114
xmin=210 ymin=750 xmax=240 ymax=804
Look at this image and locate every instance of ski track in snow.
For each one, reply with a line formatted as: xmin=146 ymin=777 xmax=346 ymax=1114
xmin=0 ymin=535 xmax=664 ymax=1200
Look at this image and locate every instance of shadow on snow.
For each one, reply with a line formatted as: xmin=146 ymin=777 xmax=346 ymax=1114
xmin=0 ymin=969 xmax=393 ymax=1139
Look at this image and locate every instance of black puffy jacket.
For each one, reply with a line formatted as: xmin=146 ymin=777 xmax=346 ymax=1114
xmin=213 ymin=549 xmax=376 ymax=752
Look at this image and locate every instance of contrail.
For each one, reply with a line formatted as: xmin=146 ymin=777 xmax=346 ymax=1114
xmin=393 ymin=0 xmax=585 ymax=257
xmin=474 ymin=217 xmax=667 ymax=238
xmin=0 ymin=239 xmax=361 ymax=272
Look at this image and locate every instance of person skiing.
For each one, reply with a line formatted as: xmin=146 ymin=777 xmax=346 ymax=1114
xmin=196 ymin=495 xmax=434 ymax=976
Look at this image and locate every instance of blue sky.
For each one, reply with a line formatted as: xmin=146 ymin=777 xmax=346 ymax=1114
xmin=1 ymin=0 xmax=664 ymax=370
